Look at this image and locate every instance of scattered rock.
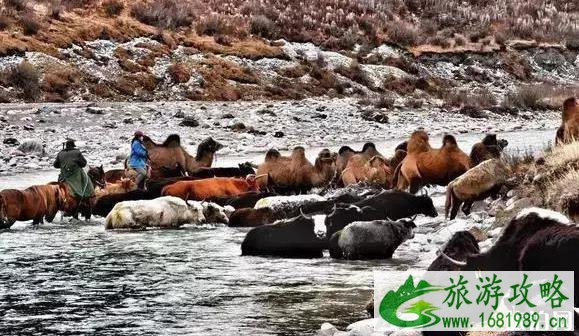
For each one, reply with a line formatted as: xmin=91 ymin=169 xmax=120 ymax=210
xmin=257 ymin=108 xmax=276 ymax=116
xmin=361 ymin=109 xmax=389 ymax=124
xmin=458 ymin=106 xmax=488 ymax=119
xmin=36 ymin=106 xmax=60 ymax=115
xmin=17 ymin=140 xmax=45 ymax=156
xmin=221 ymin=113 xmax=235 ymax=119
xmin=3 ymin=138 xmax=19 ymax=146
xmin=23 ymin=124 xmax=35 ymax=131
xmin=319 ymin=323 xmax=338 ymax=336
xmin=273 ymin=131 xmax=285 ymax=138
xmin=179 ymin=116 xmax=199 ymax=127
xmin=122 ymin=117 xmax=133 ymax=124
xmin=86 ymin=105 xmax=105 ymax=115
xmin=231 ymin=122 xmax=247 ymax=132
xmin=312 ymin=113 xmax=327 ymax=119
xmin=316 ymin=106 xmax=327 ymax=112
xmin=174 ymin=110 xmax=185 ymax=118
xmin=103 ymin=122 xmax=118 ymax=129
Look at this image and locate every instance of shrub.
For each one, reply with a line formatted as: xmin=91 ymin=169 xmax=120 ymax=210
xmin=6 ymin=0 xmax=28 ymax=11
xmin=250 ymin=15 xmax=277 ymax=39
xmin=42 ymin=67 xmax=79 ymax=97
xmin=386 ymin=21 xmax=420 ymax=46
xmin=444 ymin=88 xmax=496 ymax=109
xmin=168 ymin=62 xmax=190 ymax=83
xmin=383 ymin=76 xmax=417 ymax=95
xmin=21 ymin=10 xmax=40 ymax=35
xmin=336 ymin=60 xmax=374 ymax=89
xmin=196 ymin=15 xmax=230 ymax=36
xmin=8 ymin=61 xmax=40 ymax=101
xmin=374 ymin=95 xmax=395 ymax=109
xmin=0 ymin=13 xmax=9 ymax=30
xmin=48 ymin=0 xmax=62 ymax=19
xmin=103 ymin=0 xmax=124 ymax=17
xmin=130 ymin=0 xmax=194 ymax=29
xmin=503 ymin=85 xmax=549 ymax=109
xmin=214 ymin=34 xmax=233 ymax=46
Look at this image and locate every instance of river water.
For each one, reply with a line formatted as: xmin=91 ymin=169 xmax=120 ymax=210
xmin=0 ymin=129 xmax=555 ymax=335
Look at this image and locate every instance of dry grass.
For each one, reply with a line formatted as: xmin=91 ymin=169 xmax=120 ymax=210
xmin=1 ymin=61 xmax=41 ymax=101
xmin=130 ymin=0 xmax=195 ymax=29
xmin=102 ymin=0 xmax=124 ymax=17
xmin=41 ymin=66 xmax=81 ymax=99
xmin=443 ymin=88 xmax=497 ymax=109
xmin=168 ymin=62 xmax=190 ymax=83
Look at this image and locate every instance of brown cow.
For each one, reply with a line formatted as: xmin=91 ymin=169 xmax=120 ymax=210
xmin=256 ymin=147 xmax=337 ymax=193
xmin=161 ymin=176 xmax=262 ymax=200
xmin=137 ymin=135 xmax=223 ymax=179
xmin=0 ymin=185 xmax=62 ymax=228
xmin=394 ymin=130 xmax=470 ymax=193
xmin=556 ymin=97 xmax=579 ymax=144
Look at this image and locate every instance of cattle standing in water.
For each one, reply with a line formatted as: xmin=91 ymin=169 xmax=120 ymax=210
xmin=394 ymin=130 xmax=470 ymax=193
xmin=161 ymin=176 xmax=263 ymax=200
xmin=256 ymin=147 xmax=337 ymax=193
xmin=241 ymin=212 xmax=327 ymax=257
xmin=445 ymin=159 xmax=510 ymax=220
xmin=469 ymin=134 xmax=508 ymax=167
xmin=428 ymin=231 xmax=480 ymax=271
xmin=0 ymin=185 xmax=62 ymax=228
xmin=105 ymin=196 xmax=206 ymax=230
xmin=329 ymin=219 xmax=416 ymax=260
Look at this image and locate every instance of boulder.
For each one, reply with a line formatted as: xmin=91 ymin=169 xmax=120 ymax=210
xmin=361 ymin=109 xmax=389 ymax=124
xmin=17 ymin=140 xmax=45 ymax=156
xmin=180 ymin=116 xmax=199 ymax=127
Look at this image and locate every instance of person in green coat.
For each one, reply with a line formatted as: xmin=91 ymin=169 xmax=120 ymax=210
xmin=54 ymin=139 xmax=95 ymax=200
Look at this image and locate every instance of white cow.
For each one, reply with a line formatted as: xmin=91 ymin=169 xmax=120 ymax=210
xmin=105 ymin=196 xmax=205 ymax=230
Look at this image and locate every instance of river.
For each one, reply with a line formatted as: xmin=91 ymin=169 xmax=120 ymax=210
xmin=0 ymin=129 xmax=555 ymax=335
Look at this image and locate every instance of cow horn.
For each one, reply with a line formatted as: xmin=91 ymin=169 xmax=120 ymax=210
xmin=254 ymin=174 xmax=269 ymax=181
xmin=438 ymin=250 xmax=467 ymax=266
xmin=410 ymin=214 xmax=418 ymax=221
xmin=300 ymin=208 xmax=312 ymax=220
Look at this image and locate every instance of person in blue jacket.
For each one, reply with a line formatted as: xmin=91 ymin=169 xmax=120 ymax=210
xmin=129 ymin=130 xmax=149 ymax=190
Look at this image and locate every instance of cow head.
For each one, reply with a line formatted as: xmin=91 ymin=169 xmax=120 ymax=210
xmin=415 ymin=194 xmax=438 ymax=217
xmin=299 ymin=209 xmax=327 ymax=240
xmin=186 ymin=201 xmax=206 ymax=223
xmin=397 ymin=219 xmax=417 ymax=240
xmin=201 ymin=202 xmax=228 ymax=224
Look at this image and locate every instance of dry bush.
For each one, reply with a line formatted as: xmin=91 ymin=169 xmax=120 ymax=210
xmin=277 ymin=65 xmax=308 ymax=78
xmin=196 ymin=15 xmax=231 ymax=36
xmin=336 ymin=60 xmax=374 ymax=89
xmin=102 ymin=0 xmax=124 ymax=17
xmin=6 ymin=0 xmax=28 ymax=11
xmin=444 ymin=88 xmax=496 ymax=109
xmin=214 ymin=34 xmax=233 ymax=46
xmin=386 ymin=21 xmax=420 ymax=46
xmin=0 ymin=13 xmax=9 ymax=30
xmin=47 ymin=0 xmax=63 ymax=19
xmin=250 ymin=15 xmax=278 ymax=39
xmin=503 ymin=85 xmax=550 ymax=109
xmin=130 ymin=0 xmax=194 ymax=29
xmin=383 ymin=75 xmax=417 ymax=95
xmin=41 ymin=67 xmax=80 ymax=98
xmin=168 ymin=62 xmax=190 ymax=83
xmin=5 ymin=61 xmax=40 ymax=101
xmin=21 ymin=10 xmax=40 ymax=35
xmin=374 ymin=95 xmax=395 ymax=109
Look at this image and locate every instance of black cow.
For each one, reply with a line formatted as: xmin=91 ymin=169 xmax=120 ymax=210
xmin=92 ymin=189 xmax=157 ymax=217
xmin=229 ymin=193 xmax=365 ymax=227
xmin=241 ymin=213 xmax=327 ymax=258
xmin=190 ymin=162 xmax=255 ymax=179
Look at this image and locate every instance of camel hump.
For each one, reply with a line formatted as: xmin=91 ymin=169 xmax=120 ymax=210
xmin=562 ymin=97 xmax=578 ymax=122
xmin=265 ymin=149 xmax=281 ymax=161
xmin=163 ymin=134 xmax=181 ymax=147
xmin=338 ymin=146 xmax=355 ymax=155
xmin=442 ymin=134 xmax=458 ymax=147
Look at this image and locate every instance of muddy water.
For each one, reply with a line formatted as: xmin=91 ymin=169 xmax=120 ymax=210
xmin=0 ymin=129 xmax=555 ymax=335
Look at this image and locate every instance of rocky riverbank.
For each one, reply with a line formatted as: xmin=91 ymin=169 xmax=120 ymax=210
xmin=0 ymin=98 xmax=560 ymax=175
